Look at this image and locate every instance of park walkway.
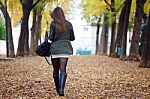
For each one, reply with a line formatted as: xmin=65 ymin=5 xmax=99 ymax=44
xmin=0 ymin=55 xmax=150 ymax=98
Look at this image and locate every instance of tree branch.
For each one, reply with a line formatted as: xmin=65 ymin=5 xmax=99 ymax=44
xmin=0 ymin=2 xmax=7 ymax=18
xmin=19 ymin=0 xmax=24 ymax=5
xmin=104 ymin=0 xmax=111 ymax=8
xmin=31 ymin=0 xmax=40 ymax=9
xmin=0 ymin=1 xmax=2 ymax=5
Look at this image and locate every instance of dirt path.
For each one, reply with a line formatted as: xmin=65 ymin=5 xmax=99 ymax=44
xmin=0 ymin=55 xmax=150 ymax=98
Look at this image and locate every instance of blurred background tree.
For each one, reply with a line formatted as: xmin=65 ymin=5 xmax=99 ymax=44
xmin=80 ymin=0 xmax=108 ymax=55
xmin=0 ymin=0 xmax=15 ymax=57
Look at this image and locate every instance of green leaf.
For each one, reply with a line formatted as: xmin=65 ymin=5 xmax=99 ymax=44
xmin=0 ymin=24 xmax=6 ymax=40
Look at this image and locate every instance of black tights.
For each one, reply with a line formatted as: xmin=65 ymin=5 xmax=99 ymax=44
xmin=51 ymin=58 xmax=68 ymax=75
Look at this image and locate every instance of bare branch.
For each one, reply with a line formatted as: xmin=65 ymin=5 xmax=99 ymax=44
xmin=0 ymin=1 xmax=2 ymax=5
xmin=31 ymin=0 xmax=40 ymax=9
xmin=104 ymin=0 xmax=111 ymax=8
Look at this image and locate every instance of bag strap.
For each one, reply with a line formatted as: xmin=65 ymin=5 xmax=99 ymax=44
xmin=44 ymin=50 xmax=52 ymax=65
xmin=44 ymin=31 xmax=52 ymax=66
xmin=45 ymin=57 xmax=51 ymax=65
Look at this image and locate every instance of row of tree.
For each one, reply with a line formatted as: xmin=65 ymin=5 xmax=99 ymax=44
xmin=0 ymin=0 xmax=149 ymax=67
xmin=80 ymin=0 xmax=150 ymax=67
xmin=0 ymin=0 xmax=72 ymax=57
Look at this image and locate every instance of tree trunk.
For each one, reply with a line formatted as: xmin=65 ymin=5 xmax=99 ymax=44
xmin=128 ymin=0 xmax=147 ymax=61
xmin=17 ymin=7 xmax=31 ymax=56
xmin=0 ymin=3 xmax=15 ymax=57
xmin=95 ymin=18 xmax=100 ymax=55
xmin=17 ymin=0 xmax=35 ymax=56
xmin=30 ymin=9 xmax=42 ymax=55
xmin=37 ymin=13 xmax=42 ymax=44
xmin=99 ymin=14 xmax=109 ymax=55
xmin=30 ymin=9 xmax=37 ymax=55
xmin=120 ymin=0 xmax=132 ymax=60
xmin=109 ymin=0 xmax=117 ymax=57
xmin=139 ymin=12 xmax=150 ymax=68
xmin=115 ymin=3 xmax=126 ymax=57
xmin=7 ymin=12 xmax=15 ymax=57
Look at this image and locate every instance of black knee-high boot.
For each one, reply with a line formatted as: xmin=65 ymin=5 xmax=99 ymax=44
xmin=53 ymin=74 xmax=59 ymax=93
xmin=59 ymin=72 xmax=67 ymax=96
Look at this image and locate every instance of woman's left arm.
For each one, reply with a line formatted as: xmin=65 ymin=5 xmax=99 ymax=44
xmin=49 ymin=22 xmax=55 ymax=41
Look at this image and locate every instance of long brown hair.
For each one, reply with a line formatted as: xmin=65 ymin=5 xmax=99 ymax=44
xmin=51 ymin=7 xmax=68 ymax=33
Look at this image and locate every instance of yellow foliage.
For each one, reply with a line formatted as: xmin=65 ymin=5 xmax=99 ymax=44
xmin=0 ymin=0 xmax=22 ymax=26
xmin=8 ymin=0 xmax=22 ymax=27
xmin=0 ymin=0 xmax=5 ymax=5
xmin=144 ymin=0 xmax=150 ymax=14
xmin=130 ymin=0 xmax=136 ymax=13
xmin=82 ymin=0 xmax=108 ymax=17
xmin=130 ymin=0 xmax=150 ymax=15
xmin=49 ymin=0 xmax=73 ymax=14
xmin=41 ymin=7 xmax=52 ymax=37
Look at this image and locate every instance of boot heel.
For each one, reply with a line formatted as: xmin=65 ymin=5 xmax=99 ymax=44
xmin=59 ymin=89 xmax=64 ymax=96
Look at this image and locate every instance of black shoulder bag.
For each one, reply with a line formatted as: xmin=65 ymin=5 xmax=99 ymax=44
xmin=36 ymin=31 xmax=52 ymax=65
xmin=36 ymin=41 xmax=51 ymax=57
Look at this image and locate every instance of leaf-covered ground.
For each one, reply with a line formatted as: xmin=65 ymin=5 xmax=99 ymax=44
xmin=0 ymin=55 xmax=150 ymax=99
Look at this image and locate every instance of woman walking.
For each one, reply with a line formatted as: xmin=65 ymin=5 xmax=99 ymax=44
xmin=49 ymin=7 xmax=75 ymax=96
